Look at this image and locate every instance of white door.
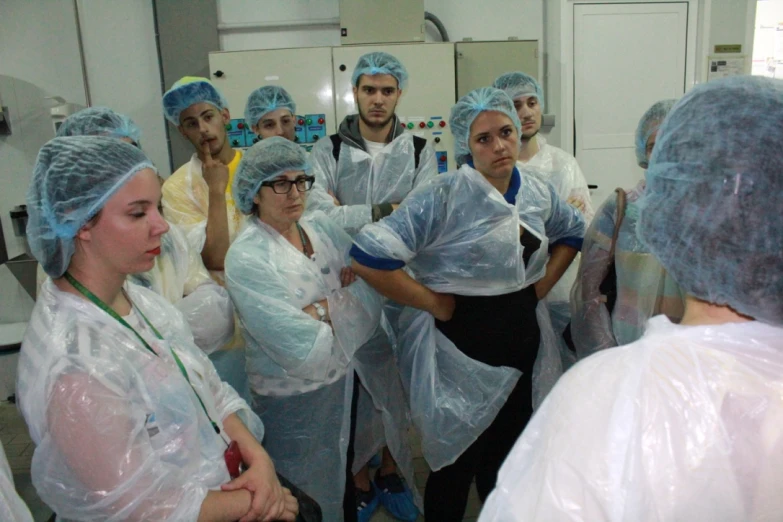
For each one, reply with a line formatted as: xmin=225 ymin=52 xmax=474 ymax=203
xmin=574 ymin=2 xmax=688 ymax=207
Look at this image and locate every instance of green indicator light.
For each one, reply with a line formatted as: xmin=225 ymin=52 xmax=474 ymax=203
xmin=225 ymin=123 xmax=232 ymax=130
xmin=306 ymin=118 xmax=312 ymax=125
xmin=427 ymin=121 xmax=434 ymax=128
xmin=407 ymin=122 xmax=414 ymax=129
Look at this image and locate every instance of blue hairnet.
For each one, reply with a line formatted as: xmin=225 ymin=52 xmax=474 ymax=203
xmin=26 ymin=136 xmax=156 ymax=278
xmin=244 ymin=86 xmax=297 ymax=129
xmin=637 ymin=76 xmax=783 ymax=325
xmin=448 ymin=87 xmax=522 ymax=166
xmin=635 ymin=99 xmax=677 ymax=168
xmin=57 ymin=106 xmax=142 ymax=147
xmin=492 ymin=71 xmax=545 ymax=110
xmin=351 ymin=52 xmax=409 ymax=90
xmin=232 ymin=136 xmax=310 ymax=214
xmin=162 ymin=76 xmax=228 ymax=126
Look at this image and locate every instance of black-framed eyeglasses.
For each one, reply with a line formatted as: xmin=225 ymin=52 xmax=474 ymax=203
xmin=261 ymin=175 xmax=315 ymax=194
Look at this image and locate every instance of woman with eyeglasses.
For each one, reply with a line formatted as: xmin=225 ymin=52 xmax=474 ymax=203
xmin=225 ymin=137 xmax=385 ymax=522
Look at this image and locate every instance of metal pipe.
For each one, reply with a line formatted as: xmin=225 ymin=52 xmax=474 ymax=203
xmin=217 ymin=18 xmax=340 ymax=32
xmin=72 ymin=0 xmax=92 ymax=105
xmin=424 ymin=11 xmax=449 ymax=42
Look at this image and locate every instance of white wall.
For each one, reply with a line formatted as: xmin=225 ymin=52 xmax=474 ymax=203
xmin=218 ymin=0 xmax=543 ymax=51
xmin=0 ymin=0 xmax=87 ymax=260
xmin=76 ymin=0 xmax=170 ymax=177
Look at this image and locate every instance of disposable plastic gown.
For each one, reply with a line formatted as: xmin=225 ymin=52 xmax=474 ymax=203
xmin=479 ymin=316 xmax=783 ymax=521
xmin=0 ymin=441 xmax=33 ymax=522
xmin=353 ymin=165 xmax=585 ymax=470
xmin=307 ymin=133 xmax=437 ymax=235
xmin=130 ymin=222 xmax=235 ymax=355
xmin=224 ymin=211 xmax=392 ymax=521
xmin=161 ymin=153 xmax=245 ymax=275
xmin=519 ymin=135 xmax=595 ymax=338
xmin=161 ymin=153 xmax=248 ymax=395
xmin=570 ymin=181 xmax=684 ymax=358
xmin=350 ymin=322 xmax=422 ymax=508
xmin=16 ymin=279 xmax=264 ymax=522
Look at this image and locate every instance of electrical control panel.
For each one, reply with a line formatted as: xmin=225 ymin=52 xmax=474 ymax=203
xmin=303 ymin=114 xmax=327 ymax=143
xmin=226 ymin=119 xmax=249 ymax=148
xmin=209 ymin=47 xmax=336 ymax=151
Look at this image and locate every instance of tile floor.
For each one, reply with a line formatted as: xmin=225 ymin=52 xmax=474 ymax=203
xmin=1 ymin=400 xmax=482 ymax=521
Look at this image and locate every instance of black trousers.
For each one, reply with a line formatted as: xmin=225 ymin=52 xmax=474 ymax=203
xmin=343 ymin=372 xmax=360 ymax=522
xmin=425 ymin=286 xmax=540 ymax=521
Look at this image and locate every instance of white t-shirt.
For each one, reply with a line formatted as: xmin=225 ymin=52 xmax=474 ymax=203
xmin=363 ymin=139 xmax=386 ymax=159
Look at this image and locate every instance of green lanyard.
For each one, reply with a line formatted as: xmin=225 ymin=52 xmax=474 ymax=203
xmin=64 ymin=272 xmax=223 ymax=438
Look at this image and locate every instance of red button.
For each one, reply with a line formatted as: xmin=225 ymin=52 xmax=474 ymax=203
xmin=439 ymin=121 xmax=446 ymax=128
xmin=318 ymin=117 xmax=325 ymax=124
xmin=419 ymin=121 xmax=426 ymax=128
xmin=440 ymin=155 xmax=446 ymax=162
xmin=237 ymin=122 xmax=244 ymax=129
xmin=298 ymin=119 xmax=305 ymax=125
xmin=400 ymin=122 xmax=406 ymax=127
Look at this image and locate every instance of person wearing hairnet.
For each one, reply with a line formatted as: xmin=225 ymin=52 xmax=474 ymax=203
xmin=306 ymin=51 xmax=438 ymax=236
xmin=52 ymin=106 xmax=236 ymax=358
xmin=161 ymin=76 xmax=243 ymax=275
xmin=304 ymin=52 xmax=426 ymax=521
xmin=570 ymin=99 xmax=684 ymax=359
xmin=56 ymin=105 xmax=143 ymax=146
xmin=244 ymin=85 xmax=297 ymax=142
xmin=478 ymin=76 xmax=783 ymax=522
xmin=161 ymin=77 xmax=250 ymax=399
xmin=225 ymin=136 xmax=397 ymax=522
xmin=0 ymin=441 xmax=33 ymax=522
xmin=493 ymin=72 xmax=595 ymax=354
xmin=351 ymin=87 xmax=585 ymax=521
xmin=18 ymin=136 xmax=298 ymax=521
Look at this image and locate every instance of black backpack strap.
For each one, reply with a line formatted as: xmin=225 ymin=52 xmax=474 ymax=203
xmin=329 ymin=134 xmax=342 ymax=164
xmin=412 ymin=135 xmax=427 ymax=169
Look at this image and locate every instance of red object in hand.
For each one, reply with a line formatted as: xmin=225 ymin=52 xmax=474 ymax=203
xmin=439 ymin=121 xmax=446 ymax=127
xmin=224 ymin=440 xmax=243 ymax=479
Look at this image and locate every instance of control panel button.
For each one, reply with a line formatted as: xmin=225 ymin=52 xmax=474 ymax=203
xmin=434 ymin=137 xmax=441 ymax=143
xmin=318 ymin=117 xmax=325 ymax=124
xmin=419 ymin=121 xmax=426 ymax=128
xmin=407 ymin=122 xmax=414 ymax=129
xmin=237 ymin=122 xmax=244 ymax=129
xmin=427 ymin=121 xmax=434 ymax=128
xmin=225 ymin=123 xmax=232 ymax=130
xmin=298 ymin=118 xmax=305 ymax=125
xmin=306 ymin=118 xmax=312 ymax=125
xmin=439 ymin=121 xmax=446 ymax=128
